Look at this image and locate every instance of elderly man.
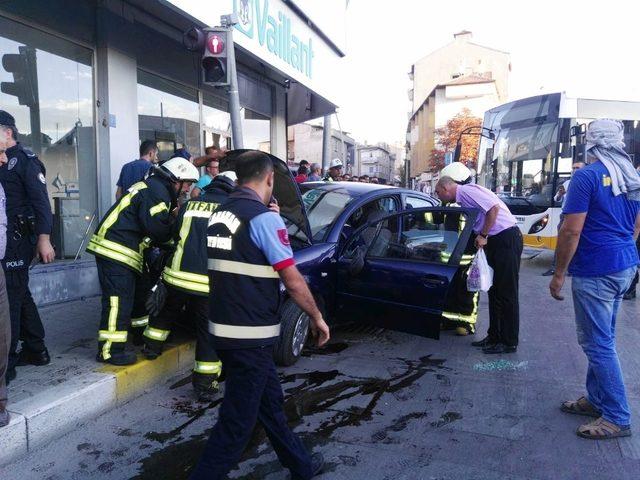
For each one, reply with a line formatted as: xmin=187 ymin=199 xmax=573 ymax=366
xmin=550 ymin=119 xmax=640 ymax=440
xmin=307 ymin=163 xmax=322 ymax=181
xmin=435 ymin=174 xmax=522 ymax=354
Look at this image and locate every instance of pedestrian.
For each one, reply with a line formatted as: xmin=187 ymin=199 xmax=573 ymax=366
xmin=295 ymin=165 xmax=309 ymax=183
xmin=307 ymin=163 xmax=322 ymax=181
xmin=371 ymin=177 xmax=379 ymax=184
xmin=542 ymin=160 xmax=586 ymax=276
xmin=0 ymin=152 xmax=10 ymax=427
xmin=435 ymin=175 xmax=522 ymax=354
xmin=0 ymin=111 xmax=54 ymax=384
xmin=192 ymin=150 xmax=330 ymax=479
xmin=361 ymin=175 xmax=370 ymax=183
xmin=550 ymin=119 xmax=640 ymax=440
xmin=343 ymin=173 xmax=351 ymax=182
xmin=299 ymin=159 xmax=310 ymax=171
xmin=143 ymin=171 xmax=237 ymax=398
xmin=323 ymin=158 xmax=342 ymax=181
xmin=116 ymin=140 xmax=158 ymax=200
xmin=190 ymin=147 xmax=221 ymax=198
xmin=87 ymin=157 xmax=199 ymax=365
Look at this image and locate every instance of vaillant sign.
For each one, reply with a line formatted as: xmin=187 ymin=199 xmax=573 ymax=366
xmin=234 ymin=0 xmax=314 ymax=79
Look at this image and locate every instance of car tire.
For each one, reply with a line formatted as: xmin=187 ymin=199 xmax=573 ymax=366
xmin=274 ymin=299 xmax=310 ymax=366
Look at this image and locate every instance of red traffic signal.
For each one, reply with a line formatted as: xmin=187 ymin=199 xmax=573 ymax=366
xmin=206 ymin=34 xmax=225 ymax=55
xmin=202 ymin=30 xmax=229 ymax=87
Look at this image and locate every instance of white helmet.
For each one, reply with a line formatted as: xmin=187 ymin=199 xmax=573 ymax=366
xmin=329 ymin=158 xmax=343 ymax=169
xmin=216 ymin=170 xmax=237 ymax=183
xmin=440 ymin=162 xmax=472 ymax=184
xmin=161 ymin=157 xmax=199 ymax=182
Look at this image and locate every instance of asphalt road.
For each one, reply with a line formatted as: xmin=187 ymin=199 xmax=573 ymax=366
xmin=6 ymin=251 xmax=640 ymax=480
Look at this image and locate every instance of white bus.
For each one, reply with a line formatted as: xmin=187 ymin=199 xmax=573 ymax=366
xmin=475 ymin=92 xmax=640 ymax=250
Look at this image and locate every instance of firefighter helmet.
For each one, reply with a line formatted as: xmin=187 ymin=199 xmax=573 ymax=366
xmin=329 ymin=158 xmax=343 ymax=169
xmin=160 ymin=157 xmax=199 ymax=183
xmin=440 ymin=162 xmax=472 ymax=185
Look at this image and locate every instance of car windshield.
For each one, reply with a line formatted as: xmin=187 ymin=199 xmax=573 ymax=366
xmin=297 ymin=187 xmax=356 ymax=243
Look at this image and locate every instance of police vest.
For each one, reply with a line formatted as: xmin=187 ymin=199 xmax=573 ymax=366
xmin=162 ymin=183 xmax=231 ymax=295
xmin=87 ymin=176 xmax=174 ymax=273
xmin=207 ymin=195 xmax=281 ymax=349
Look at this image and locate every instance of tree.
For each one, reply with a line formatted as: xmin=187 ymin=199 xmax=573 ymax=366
xmin=429 ymin=108 xmax=482 ymax=171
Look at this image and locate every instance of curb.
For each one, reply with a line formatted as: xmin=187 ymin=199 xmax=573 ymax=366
xmin=0 ymin=340 xmax=195 ymax=466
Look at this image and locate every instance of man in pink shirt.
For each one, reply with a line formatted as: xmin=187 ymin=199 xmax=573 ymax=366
xmin=436 ymin=176 xmax=523 ymax=354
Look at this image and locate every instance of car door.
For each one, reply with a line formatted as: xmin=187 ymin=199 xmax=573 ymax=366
xmin=335 ymin=206 xmax=478 ymax=339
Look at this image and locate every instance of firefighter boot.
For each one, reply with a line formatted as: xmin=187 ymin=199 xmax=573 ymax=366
xmin=142 ymin=338 xmax=163 ymax=360
xmin=192 ymin=372 xmax=220 ymax=400
xmin=96 ymin=343 xmax=137 ymax=366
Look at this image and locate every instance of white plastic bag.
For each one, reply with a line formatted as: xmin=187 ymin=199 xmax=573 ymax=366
xmin=467 ymin=249 xmax=494 ymax=292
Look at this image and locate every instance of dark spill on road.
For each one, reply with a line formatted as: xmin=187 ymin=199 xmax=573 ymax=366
xmin=135 ymin=355 xmax=446 ymax=479
xmin=301 ymin=342 xmax=349 ymax=356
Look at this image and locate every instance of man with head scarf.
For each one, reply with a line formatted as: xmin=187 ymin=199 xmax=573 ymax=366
xmin=550 ymin=119 xmax=640 ymax=440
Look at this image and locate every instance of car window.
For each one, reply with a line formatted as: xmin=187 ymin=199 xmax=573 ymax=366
xmin=299 ymin=188 xmax=356 ymax=242
xmin=346 ymin=196 xmax=398 ymax=230
xmin=405 ymin=195 xmax=437 ymax=209
xmin=345 ymin=210 xmax=468 ymax=265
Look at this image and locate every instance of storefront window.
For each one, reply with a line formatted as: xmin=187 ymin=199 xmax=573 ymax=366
xmin=0 ymin=16 xmax=96 ymax=260
xmin=137 ymin=71 xmax=200 ymax=161
xmin=244 ymin=108 xmax=271 ymax=152
xmin=203 ymin=92 xmax=231 ymax=150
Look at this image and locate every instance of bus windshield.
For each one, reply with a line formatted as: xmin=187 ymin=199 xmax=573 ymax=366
xmin=478 ymin=94 xmax=562 ymax=212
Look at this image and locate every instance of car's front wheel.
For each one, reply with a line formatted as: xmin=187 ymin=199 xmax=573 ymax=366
xmin=274 ymin=299 xmax=310 ymax=366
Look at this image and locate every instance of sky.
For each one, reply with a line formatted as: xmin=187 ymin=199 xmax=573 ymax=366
xmin=336 ymin=0 xmax=640 ymax=145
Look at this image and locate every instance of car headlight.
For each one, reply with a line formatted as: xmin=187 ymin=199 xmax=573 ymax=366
xmin=528 ymin=215 xmax=549 ymax=234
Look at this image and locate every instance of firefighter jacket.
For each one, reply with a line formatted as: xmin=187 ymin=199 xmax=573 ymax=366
xmin=86 ymin=175 xmax=176 ymax=274
xmin=162 ymin=176 xmax=235 ymax=296
xmin=0 ymin=143 xmax=53 ymax=270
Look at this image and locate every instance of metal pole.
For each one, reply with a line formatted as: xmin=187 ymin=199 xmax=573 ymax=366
xmin=322 ymin=114 xmax=331 ymax=174
xmin=225 ymin=27 xmax=244 ymax=149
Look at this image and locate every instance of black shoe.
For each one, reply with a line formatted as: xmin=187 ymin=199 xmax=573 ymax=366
xmin=142 ymin=343 xmax=162 ymax=360
xmin=5 ymin=368 xmax=16 ymax=385
xmin=311 ymin=452 xmax=325 ymax=477
xmin=482 ymin=343 xmax=517 ymax=354
xmin=95 ymin=350 xmax=137 ymax=366
xmin=131 ymin=329 xmax=145 ymax=347
xmin=624 ymin=290 xmax=636 ymax=300
xmin=542 ymin=269 xmax=555 ymax=277
xmin=0 ymin=409 xmax=10 ymax=427
xmin=17 ymin=348 xmax=51 ymax=366
xmin=471 ymin=336 xmax=493 ymax=347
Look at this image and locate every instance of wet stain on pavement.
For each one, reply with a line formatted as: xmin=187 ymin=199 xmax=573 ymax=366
xmin=430 ymin=411 xmax=462 ymax=428
xmin=301 ymin=342 xmax=349 ymax=356
xmin=136 ymin=355 xmax=446 ymax=479
xmin=371 ymin=412 xmax=429 ymax=443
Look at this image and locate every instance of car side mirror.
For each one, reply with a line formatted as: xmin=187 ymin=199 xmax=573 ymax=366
xmin=348 ymin=245 xmax=366 ymax=276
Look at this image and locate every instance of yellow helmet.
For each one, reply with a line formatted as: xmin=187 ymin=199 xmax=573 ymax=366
xmin=440 ymin=162 xmax=472 ymax=184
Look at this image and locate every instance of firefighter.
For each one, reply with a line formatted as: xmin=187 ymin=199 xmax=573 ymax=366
xmin=87 ymin=157 xmax=199 ymax=365
xmin=438 ymin=162 xmax=478 ymax=336
xmin=0 ymin=111 xmax=54 ymax=385
xmin=142 ymin=170 xmax=238 ymax=398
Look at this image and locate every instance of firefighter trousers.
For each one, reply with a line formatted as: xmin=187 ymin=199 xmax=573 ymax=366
xmin=144 ymin=286 xmax=220 ymax=377
xmin=96 ymin=258 xmax=137 ymax=360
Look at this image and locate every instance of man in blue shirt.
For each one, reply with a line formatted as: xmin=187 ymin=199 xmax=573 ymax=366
xmin=190 ymin=146 xmax=220 ymax=198
xmin=550 ymin=119 xmax=640 ymax=440
xmin=115 ymin=140 xmax=158 ymax=199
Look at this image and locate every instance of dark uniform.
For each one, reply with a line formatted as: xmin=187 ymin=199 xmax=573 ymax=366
xmin=86 ymin=174 xmax=175 ymax=363
xmin=143 ymin=175 xmax=235 ymax=392
xmin=191 ymin=187 xmax=313 ymax=479
xmin=0 ymin=140 xmax=52 ymax=376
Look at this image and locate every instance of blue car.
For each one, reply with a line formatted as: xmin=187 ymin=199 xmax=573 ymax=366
xmin=221 ymin=151 xmax=479 ymax=365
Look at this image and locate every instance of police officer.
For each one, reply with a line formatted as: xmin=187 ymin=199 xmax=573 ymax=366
xmin=87 ymin=157 xmax=199 ymax=365
xmin=142 ymin=171 xmax=238 ymax=398
xmin=437 ymin=162 xmax=478 ymax=336
xmin=0 ymin=111 xmax=54 ymax=384
xmin=323 ymin=158 xmax=342 ymax=181
xmin=191 ymin=151 xmax=330 ymax=479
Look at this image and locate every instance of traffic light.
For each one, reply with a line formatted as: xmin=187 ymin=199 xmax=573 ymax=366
xmin=1 ymin=46 xmax=38 ymax=107
xmin=202 ymin=29 xmax=229 ymax=86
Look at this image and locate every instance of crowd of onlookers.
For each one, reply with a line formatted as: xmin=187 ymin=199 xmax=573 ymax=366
xmin=293 ymin=159 xmax=383 ymax=184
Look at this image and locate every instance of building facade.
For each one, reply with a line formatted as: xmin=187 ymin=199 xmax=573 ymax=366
xmin=355 ymin=144 xmax=393 ymax=183
xmin=286 ymin=123 xmax=355 ymax=171
xmin=406 ymin=31 xmax=510 ymax=179
xmin=0 ymin=0 xmax=346 ymax=305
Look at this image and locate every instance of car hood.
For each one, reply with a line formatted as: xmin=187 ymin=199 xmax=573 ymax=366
xmin=219 ymin=149 xmax=312 ymax=243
